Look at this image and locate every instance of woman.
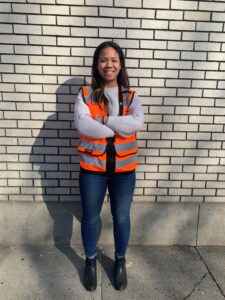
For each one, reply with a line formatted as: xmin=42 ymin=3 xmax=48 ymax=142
xmin=74 ymin=41 xmax=144 ymax=292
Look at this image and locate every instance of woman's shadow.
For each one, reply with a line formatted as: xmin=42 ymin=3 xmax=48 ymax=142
xmin=29 ymin=77 xmax=113 ymax=287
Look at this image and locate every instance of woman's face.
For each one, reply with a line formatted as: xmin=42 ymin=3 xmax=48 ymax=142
xmin=97 ymin=47 xmax=121 ymax=87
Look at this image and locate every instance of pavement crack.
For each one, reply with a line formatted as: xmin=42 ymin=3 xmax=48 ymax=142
xmin=183 ymin=272 xmax=207 ymax=300
xmin=196 ymin=248 xmax=225 ymax=298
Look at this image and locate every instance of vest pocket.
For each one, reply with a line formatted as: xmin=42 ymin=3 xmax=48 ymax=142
xmin=77 ymin=140 xmax=106 ymax=156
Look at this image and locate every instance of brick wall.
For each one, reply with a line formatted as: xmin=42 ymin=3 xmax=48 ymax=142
xmin=1 ymin=0 xmax=225 ymax=203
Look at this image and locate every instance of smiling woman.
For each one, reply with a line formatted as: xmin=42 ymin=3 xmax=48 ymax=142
xmin=74 ymin=41 xmax=144 ymax=292
xmin=97 ymin=47 xmax=122 ymax=87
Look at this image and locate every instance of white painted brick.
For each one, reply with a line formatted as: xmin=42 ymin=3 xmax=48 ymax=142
xmin=43 ymin=66 xmax=70 ymax=75
xmin=166 ymin=79 xmax=191 ymax=88
xmin=2 ymin=35 xmax=27 ymax=45
xmin=16 ymin=84 xmax=42 ymax=93
xmin=128 ymin=68 xmax=152 ymax=77
xmin=13 ymin=3 xmax=40 ymax=13
xmin=6 ymin=129 xmax=31 ymax=137
xmin=0 ymin=24 xmax=13 ymax=33
xmin=113 ymin=39 xmax=139 ymax=49
xmin=171 ymin=0 xmax=198 ymax=10
xmin=171 ymin=157 xmax=195 ymax=165
xmin=199 ymin=1 xmax=225 ymax=11
xmin=147 ymin=140 xmax=171 ymax=148
xmin=85 ymin=38 xmax=109 ymax=47
xmin=204 ymin=89 xmax=225 ymax=98
xmin=183 ymin=31 xmax=208 ymax=41
xmin=210 ymin=33 xmax=225 ymax=42
xmin=17 ymin=103 xmax=42 ymax=111
xmin=214 ymin=116 xmax=225 ymax=124
xmin=72 ymin=27 xmax=98 ymax=37
xmin=30 ymin=56 xmax=56 ymax=65
xmin=56 ymin=0 xmax=84 ymax=5
xmin=180 ymin=70 xmax=204 ymax=79
xmin=142 ymin=20 xmax=168 ymax=29
xmin=192 ymin=80 xmax=216 ymax=89
xmin=206 ymin=71 xmax=225 ymax=80
xmin=213 ymin=133 xmax=225 ymax=141
xmin=155 ymin=30 xmax=181 ymax=40
xmin=114 ymin=19 xmax=140 ymax=28
xmin=29 ymin=0 xmax=55 ymax=3
xmin=143 ymin=0 xmax=169 ymax=8
xmin=198 ymin=141 xmax=221 ymax=149
xmin=144 ymin=188 xmax=167 ymax=196
xmin=3 ymin=93 xmax=29 ymax=101
xmin=153 ymin=69 xmax=178 ymax=78
xmin=148 ymin=124 xmax=172 ymax=131
xmin=162 ymin=132 xmax=186 ymax=140
xmin=140 ymin=60 xmax=165 ymax=68
xmin=14 ymin=24 xmax=42 ymax=35
xmin=60 ymin=16 xmax=86 ymax=27
xmin=189 ymin=116 xmax=213 ymax=124
xmin=170 ymin=21 xmax=195 ymax=31
xmin=0 ymin=14 xmax=26 ymax=24
xmin=183 ymin=51 xmax=207 ymax=61
xmin=158 ymin=181 xmax=181 ymax=188
xmin=216 ymin=99 xmax=225 ymax=107
xmin=15 ymin=45 xmax=42 ymax=54
xmin=184 ymin=165 xmax=207 ymax=173
xmin=163 ymin=115 xmax=188 ymax=123
xmin=86 ymin=17 xmax=112 ymax=27
xmin=168 ymin=41 xmax=193 ymax=50
xmin=0 ymin=102 xmax=15 ymax=111
xmin=184 ymin=11 xmax=210 ymax=21
xmin=1 ymin=55 xmax=28 ymax=64
xmin=43 ymin=26 xmax=70 ymax=36
xmin=100 ymin=7 xmax=126 ymax=17
xmin=42 ymin=5 xmax=69 ymax=15
xmin=167 ymin=60 xmax=192 ymax=69
xmin=195 ymin=42 xmax=220 ymax=52
xmin=165 ymin=97 xmax=189 ymax=105
xmin=85 ymin=0 xmax=112 ymax=6
xmin=3 ymin=74 xmax=29 ymax=83
xmin=127 ymin=49 xmax=153 ymax=59
xmin=210 ymin=150 xmax=225 ymax=158
xmin=212 ymin=12 xmax=225 ymax=21
xmin=201 ymin=107 xmax=225 ymax=116
xmin=57 ymin=56 xmax=83 ymax=66
xmin=183 ymin=181 xmax=205 ymax=188
xmin=71 ymin=6 xmax=98 ymax=15
xmin=209 ymin=52 xmax=225 ymax=61
xmin=28 ymin=15 xmax=56 ymax=25
xmin=168 ymin=188 xmax=191 ymax=196
xmin=197 ymin=22 xmax=223 ymax=32
xmin=30 ymin=75 xmax=57 ymax=84
xmin=128 ymin=9 xmax=154 ymax=19
xmin=139 ymin=78 xmax=164 ymax=87
xmin=141 ymin=40 xmax=167 ymax=49
xmin=187 ymin=132 xmax=211 ymax=140
xmin=155 ymin=51 xmax=180 ymax=60
xmin=99 ymin=28 xmax=125 ymax=38
xmin=197 ymin=157 xmax=219 ymax=165
xmin=145 ymin=173 xmax=169 ymax=180
xmin=157 ymin=10 xmax=183 ymax=20
xmin=151 ymin=88 xmax=176 ymax=97
xmin=44 ymin=46 xmax=70 ymax=56
xmin=178 ymin=89 xmax=202 ymax=97
xmin=200 ymin=124 xmax=223 ymax=132
xmin=29 ymin=36 xmax=56 ymax=46
xmin=15 ymin=65 xmax=42 ymax=74
xmin=157 ymin=196 xmax=180 ymax=202
xmin=173 ymin=141 xmax=196 ymax=148
xmin=0 ymin=64 xmax=14 ymax=73
xmin=115 ymin=0 xmax=141 ymax=7
xmin=0 ymin=45 xmax=13 ymax=54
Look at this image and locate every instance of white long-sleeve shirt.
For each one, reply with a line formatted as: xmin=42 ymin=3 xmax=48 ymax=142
xmin=74 ymin=86 xmax=144 ymax=139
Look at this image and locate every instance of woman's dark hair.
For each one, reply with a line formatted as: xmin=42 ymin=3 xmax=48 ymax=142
xmin=91 ymin=41 xmax=129 ymax=105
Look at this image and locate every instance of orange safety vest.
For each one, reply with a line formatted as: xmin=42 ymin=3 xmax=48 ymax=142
xmin=77 ymin=85 xmax=138 ymax=173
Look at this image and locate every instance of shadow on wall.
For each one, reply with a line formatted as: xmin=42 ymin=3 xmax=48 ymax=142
xmin=29 ymin=77 xmax=85 ymax=283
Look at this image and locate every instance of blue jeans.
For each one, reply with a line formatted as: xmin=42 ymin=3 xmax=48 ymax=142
xmin=79 ymin=170 xmax=136 ymax=259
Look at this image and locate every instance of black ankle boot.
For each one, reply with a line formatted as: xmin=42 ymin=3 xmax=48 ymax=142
xmin=84 ymin=257 xmax=97 ymax=292
xmin=114 ymin=257 xmax=127 ymax=291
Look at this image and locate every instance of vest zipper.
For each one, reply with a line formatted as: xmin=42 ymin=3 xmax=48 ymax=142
xmin=106 ymin=137 xmax=115 ymax=174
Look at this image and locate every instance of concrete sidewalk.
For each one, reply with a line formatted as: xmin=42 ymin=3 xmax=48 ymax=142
xmin=0 ymin=245 xmax=225 ymax=300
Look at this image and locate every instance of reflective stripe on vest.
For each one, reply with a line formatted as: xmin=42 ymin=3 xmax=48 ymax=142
xmin=77 ymin=85 xmax=138 ymax=172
